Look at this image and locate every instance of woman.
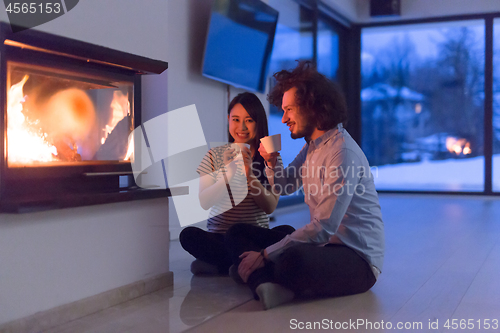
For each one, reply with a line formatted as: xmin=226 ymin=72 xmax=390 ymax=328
xmin=179 ymin=92 xmax=293 ymax=275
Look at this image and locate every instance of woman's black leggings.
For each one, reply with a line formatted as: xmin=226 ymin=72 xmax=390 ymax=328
xmin=180 ymin=224 xmax=296 ymax=275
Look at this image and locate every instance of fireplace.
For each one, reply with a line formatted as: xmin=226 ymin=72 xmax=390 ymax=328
xmin=0 ymin=23 xmax=170 ymax=212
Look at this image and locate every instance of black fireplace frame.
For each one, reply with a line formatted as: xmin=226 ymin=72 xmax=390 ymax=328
xmin=0 ymin=23 xmax=183 ymax=213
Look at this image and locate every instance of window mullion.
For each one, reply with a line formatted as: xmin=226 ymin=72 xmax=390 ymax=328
xmin=484 ymin=16 xmax=493 ymax=194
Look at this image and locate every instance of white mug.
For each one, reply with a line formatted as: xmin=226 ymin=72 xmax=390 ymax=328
xmin=260 ymin=134 xmax=281 ymax=153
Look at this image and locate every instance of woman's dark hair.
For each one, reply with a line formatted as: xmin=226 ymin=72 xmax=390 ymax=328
xmin=227 ymin=92 xmax=269 ymax=185
xmin=227 ymin=92 xmax=269 ymax=145
xmin=267 ymin=61 xmax=348 ymax=130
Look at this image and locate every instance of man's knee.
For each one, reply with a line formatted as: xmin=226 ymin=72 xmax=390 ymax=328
xmin=281 ymin=244 xmax=312 ymax=263
xmin=275 ymin=245 xmax=310 ymax=278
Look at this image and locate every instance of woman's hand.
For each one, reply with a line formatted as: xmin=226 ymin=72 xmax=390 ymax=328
xmin=240 ymin=146 xmax=253 ymax=179
xmin=223 ymin=147 xmax=238 ymax=181
xmin=238 ymin=251 xmax=265 ymax=283
xmin=258 ymin=143 xmax=279 ymax=169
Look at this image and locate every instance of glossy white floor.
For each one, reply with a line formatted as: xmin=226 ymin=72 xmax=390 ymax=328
xmin=50 ymin=194 xmax=500 ymax=333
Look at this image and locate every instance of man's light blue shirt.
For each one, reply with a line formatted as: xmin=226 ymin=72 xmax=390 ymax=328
xmin=265 ymin=124 xmax=385 ymax=277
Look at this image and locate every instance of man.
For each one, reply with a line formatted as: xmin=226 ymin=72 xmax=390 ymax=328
xmin=225 ymin=61 xmax=385 ymax=310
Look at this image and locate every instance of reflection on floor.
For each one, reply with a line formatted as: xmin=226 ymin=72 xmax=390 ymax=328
xmin=50 ymin=194 xmax=500 ymax=333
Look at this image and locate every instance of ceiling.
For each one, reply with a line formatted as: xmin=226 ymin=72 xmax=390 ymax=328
xmin=323 ymin=0 xmax=500 ymax=24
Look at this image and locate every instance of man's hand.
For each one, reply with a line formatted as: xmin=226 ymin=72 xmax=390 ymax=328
xmin=258 ymin=143 xmax=279 ymax=169
xmin=238 ymin=251 xmax=265 ymax=283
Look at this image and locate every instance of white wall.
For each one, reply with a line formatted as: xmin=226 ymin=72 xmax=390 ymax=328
xmin=0 ymin=0 xmax=169 ymax=60
xmin=0 ymin=199 xmax=170 ymax=325
xmin=326 ymin=0 xmax=359 ymax=22
xmin=0 ymin=0 xmax=229 ymax=325
xmin=353 ymin=0 xmax=500 ymax=24
xmin=324 ymin=0 xmax=500 ymax=24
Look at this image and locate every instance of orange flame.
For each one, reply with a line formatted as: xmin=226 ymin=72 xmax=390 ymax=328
xmin=43 ymin=88 xmax=96 ymax=143
xmin=446 ymin=137 xmax=471 ymax=156
xmin=102 ymin=91 xmax=129 ymax=145
xmin=7 ymin=75 xmax=58 ymax=164
xmin=101 ymin=90 xmax=133 ymax=160
xmin=8 ymin=76 xmax=133 ymax=164
xmin=124 ymin=131 xmax=134 ymax=161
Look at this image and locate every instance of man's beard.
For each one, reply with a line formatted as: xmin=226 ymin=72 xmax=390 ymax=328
xmin=290 ymin=117 xmax=315 ymax=141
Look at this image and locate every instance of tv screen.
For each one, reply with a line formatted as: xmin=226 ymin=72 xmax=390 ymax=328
xmin=202 ymin=0 xmax=279 ymax=93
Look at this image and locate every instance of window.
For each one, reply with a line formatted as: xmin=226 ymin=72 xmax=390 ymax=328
xmin=267 ymin=0 xmax=314 ymax=167
xmin=317 ymin=16 xmax=340 ymax=80
xmin=361 ymin=21 xmax=485 ymax=191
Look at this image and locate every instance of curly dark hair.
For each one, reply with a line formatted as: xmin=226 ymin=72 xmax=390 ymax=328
xmin=267 ymin=61 xmax=348 ymax=130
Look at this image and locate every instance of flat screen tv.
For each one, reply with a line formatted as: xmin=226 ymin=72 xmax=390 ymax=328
xmin=202 ymin=0 xmax=279 ymax=93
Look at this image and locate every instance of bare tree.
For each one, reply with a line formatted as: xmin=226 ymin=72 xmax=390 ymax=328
xmin=362 ymin=34 xmax=419 ymax=165
xmin=430 ymin=27 xmax=484 ymax=155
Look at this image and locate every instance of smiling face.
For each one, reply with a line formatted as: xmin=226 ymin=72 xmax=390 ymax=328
xmin=228 ymin=103 xmax=257 ymax=144
xmin=281 ymin=87 xmax=315 ymax=141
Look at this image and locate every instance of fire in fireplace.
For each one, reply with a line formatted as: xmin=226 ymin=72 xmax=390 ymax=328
xmin=7 ymin=65 xmax=134 ymax=166
xmin=0 ymin=23 xmax=169 ymax=212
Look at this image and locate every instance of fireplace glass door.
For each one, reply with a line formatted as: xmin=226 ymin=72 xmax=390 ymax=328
xmin=6 ymin=61 xmax=134 ymax=168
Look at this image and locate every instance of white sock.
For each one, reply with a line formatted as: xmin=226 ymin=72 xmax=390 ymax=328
xmin=255 ymin=282 xmax=295 ymax=310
